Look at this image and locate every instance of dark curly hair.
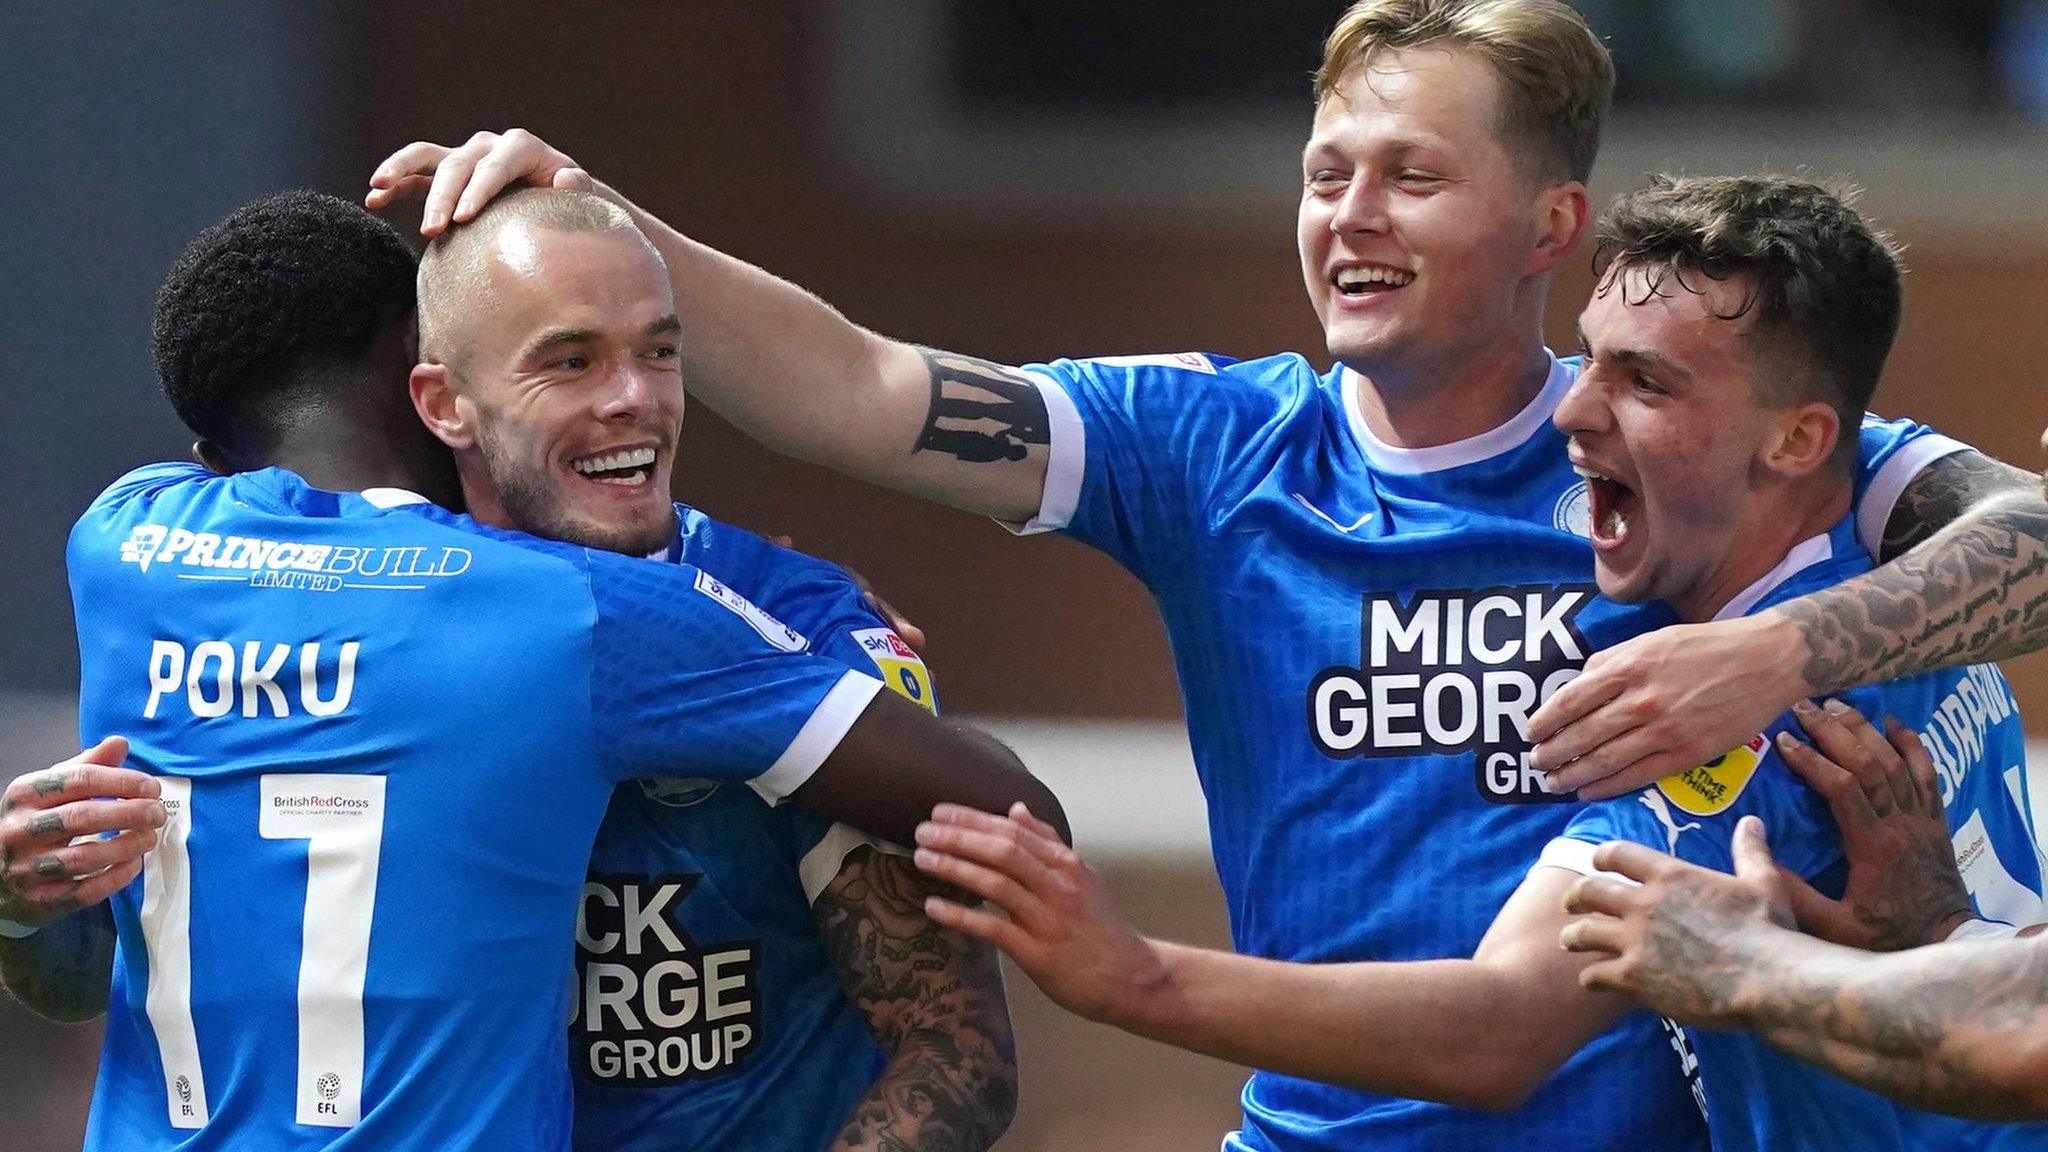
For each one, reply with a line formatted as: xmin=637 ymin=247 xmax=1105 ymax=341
xmin=151 ymin=190 xmax=419 ymax=445
xmin=1594 ymin=175 xmax=1904 ymax=455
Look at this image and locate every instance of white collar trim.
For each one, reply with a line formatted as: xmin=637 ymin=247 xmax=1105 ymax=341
xmin=1342 ymin=352 xmax=1571 ymax=475
xmin=359 ymin=487 xmax=430 ymax=509
xmin=1711 ymin=533 xmax=1835 ymax=622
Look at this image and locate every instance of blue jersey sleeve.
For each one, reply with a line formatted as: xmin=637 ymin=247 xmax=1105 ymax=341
xmin=585 ymin=552 xmax=883 ymax=800
xmin=1851 ymin=415 xmax=1969 ymax=561
xmin=1017 ymin=353 xmax=1309 ymax=578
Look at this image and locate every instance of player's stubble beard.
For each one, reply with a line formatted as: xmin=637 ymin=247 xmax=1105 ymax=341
xmin=473 ymin=416 xmax=677 ymax=557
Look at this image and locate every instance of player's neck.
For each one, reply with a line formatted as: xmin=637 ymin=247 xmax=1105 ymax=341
xmin=1669 ymin=483 xmax=1852 ymax=624
xmin=1346 ymin=338 xmax=1552 ymax=450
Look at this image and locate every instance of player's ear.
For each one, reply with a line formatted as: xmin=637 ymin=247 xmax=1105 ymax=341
xmin=410 ymin=362 xmax=476 ymax=451
xmin=1524 ymin=180 xmax=1590 ymax=278
xmin=1763 ymin=401 xmax=1841 ymax=479
xmin=193 ymin=440 xmax=235 ymax=475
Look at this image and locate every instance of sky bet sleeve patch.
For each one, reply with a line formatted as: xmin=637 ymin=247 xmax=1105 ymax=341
xmin=851 ymin=627 xmax=936 ymax=713
xmin=1655 ymin=733 xmax=1769 ymax=817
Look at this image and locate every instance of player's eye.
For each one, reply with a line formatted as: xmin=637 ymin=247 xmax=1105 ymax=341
xmin=1306 ymin=170 xmax=1348 ymax=194
xmin=647 ymin=344 xmax=679 ymax=361
xmin=1632 ymin=373 xmax=1668 ymax=397
xmin=1395 ymin=169 xmax=1446 ymax=188
xmin=550 ymin=355 xmax=590 ymax=372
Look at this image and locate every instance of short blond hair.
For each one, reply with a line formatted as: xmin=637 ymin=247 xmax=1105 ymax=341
xmin=416 ymin=187 xmax=654 ymax=366
xmin=1314 ymin=0 xmax=1613 ymax=184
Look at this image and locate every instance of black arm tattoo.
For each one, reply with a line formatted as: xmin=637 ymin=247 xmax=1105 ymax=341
xmin=911 ymin=348 xmax=1049 ymax=465
xmin=815 ymin=845 xmax=1017 ymax=1152
xmin=1773 ymin=450 xmax=2048 ymax=692
xmin=0 ymin=903 xmax=116 ymax=1024
xmin=1746 ymin=936 xmax=2048 ymax=1120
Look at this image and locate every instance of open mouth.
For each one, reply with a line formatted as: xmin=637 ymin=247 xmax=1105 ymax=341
xmin=1332 ymin=264 xmax=1415 ymax=298
xmin=569 ymin=446 xmax=658 ymax=488
xmin=1573 ymin=462 xmax=1640 ymax=549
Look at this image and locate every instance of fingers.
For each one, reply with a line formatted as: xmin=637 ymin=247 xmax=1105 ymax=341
xmin=6 ymin=828 xmax=158 ymax=890
xmin=367 ymin=140 xmax=454 ymax=192
xmin=421 ymin=132 xmax=497 ymax=235
xmin=923 ymin=894 xmax=1039 ymax=961
xmin=930 ymin=803 xmax=1072 ymax=867
xmin=1796 ymin=699 xmax=1902 ymax=816
xmin=1775 ymin=726 xmax=1878 ymax=833
xmin=1554 ymin=741 xmax=1691 ymax=802
xmin=1728 ymin=816 xmax=1777 ymax=882
xmin=1563 ymin=872 xmax=1645 ymax=918
xmin=1885 ymin=718 xmax=1946 ymax=817
xmin=9 ymin=797 xmax=167 ymax=846
xmin=15 ymin=856 xmax=147 ymax=920
xmin=5 ymin=762 xmax=160 ymax=812
xmin=1558 ymin=913 xmax=1628 ymax=956
xmin=1587 ymin=840 xmax=1673 ymax=886
xmin=1778 ymin=862 xmax=1857 ymax=944
xmin=456 ymin=128 xmax=554 ymax=222
xmin=1526 ymin=666 xmax=1628 ymax=761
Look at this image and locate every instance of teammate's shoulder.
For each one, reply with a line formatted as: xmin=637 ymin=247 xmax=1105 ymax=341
xmin=81 ymin=461 xmax=214 ymax=515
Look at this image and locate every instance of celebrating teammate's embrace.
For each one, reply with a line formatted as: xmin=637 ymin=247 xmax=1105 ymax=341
xmin=375 ymin=1 xmax=2048 ymax=1148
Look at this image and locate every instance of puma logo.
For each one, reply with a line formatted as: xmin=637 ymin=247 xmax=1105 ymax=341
xmin=1640 ymin=791 xmax=1703 ymax=854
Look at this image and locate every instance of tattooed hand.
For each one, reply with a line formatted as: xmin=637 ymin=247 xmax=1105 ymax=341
xmin=1 ymin=737 xmax=164 ymax=926
xmin=1561 ymin=816 xmax=1795 ymax=1028
xmin=1774 ymin=701 xmax=1972 ymax=951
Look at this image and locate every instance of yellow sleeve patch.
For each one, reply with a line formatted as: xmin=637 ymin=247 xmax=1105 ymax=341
xmin=1655 ymin=733 xmax=1769 ymax=817
xmin=852 ymin=628 xmax=937 ymax=714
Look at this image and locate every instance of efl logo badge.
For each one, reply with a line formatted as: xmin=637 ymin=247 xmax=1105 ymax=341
xmin=852 ymin=628 xmax=935 ymax=712
xmin=1656 ymin=734 xmax=1769 ymax=817
xmin=694 ymin=572 xmax=808 ymax=652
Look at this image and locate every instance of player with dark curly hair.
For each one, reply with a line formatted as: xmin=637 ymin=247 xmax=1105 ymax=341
xmin=147 ymin=190 xmax=459 ymax=507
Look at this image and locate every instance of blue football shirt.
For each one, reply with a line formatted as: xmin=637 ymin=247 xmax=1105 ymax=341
xmin=573 ymin=506 xmax=937 ymax=1152
xmin=68 ymin=465 xmax=885 ymax=1152
xmin=1015 ymin=349 xmax=1964 ymax=1152
xmin=1546 ymin=517 xmax=2046 ymax=1152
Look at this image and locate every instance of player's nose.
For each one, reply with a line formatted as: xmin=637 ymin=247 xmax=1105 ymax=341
xmin=1329 ymin=174 xmax=1391 ymax=235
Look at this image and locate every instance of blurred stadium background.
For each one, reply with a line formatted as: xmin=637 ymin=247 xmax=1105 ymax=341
xmin=4 ymin=2 xmax=2047 ymax=1148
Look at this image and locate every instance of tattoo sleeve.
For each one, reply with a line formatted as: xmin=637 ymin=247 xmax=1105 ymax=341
xmin=0 ymin=903 xmax=116 ymax=1024
xmin=815 ymin=844 xmax=1018 ymax=1152
xmin=1741 ymin=934 xmax=2048 ymax=1120
xmin=1773 ymin=450 xmax=2048 ymax=693
xmin=911 ymin=348 xmax=1049 ymax=465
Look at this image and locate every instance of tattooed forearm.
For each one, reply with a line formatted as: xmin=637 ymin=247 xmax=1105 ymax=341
xmin=0 ymin=904 xmax=115 ymax=1024
xmin=1740 ymin=934 xmax=2048 ymax=1120
xmin=817 ymin=845 xmax=1017 ymax=1152
xmin=1773 ymin=451 xmax=2048 ymax=693
xmin=912 ymin=348 xmax=1049 ymax=465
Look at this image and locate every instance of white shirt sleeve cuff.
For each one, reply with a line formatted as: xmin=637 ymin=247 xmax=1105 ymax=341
xmin=1946 ymin=917 xmax=2023 ymax=943
xmin=1856 ymin=431 xmax=1969 ymax=560
xmin=1531 ymin=836 xmax=1644 ymax=887
xmin=797 ymin=822 xmax=910 ymax=905
xmin=748 ymin=670 xmax=885 ymax=805
xmin=998 ymin=370 xmax=1085 ymax=536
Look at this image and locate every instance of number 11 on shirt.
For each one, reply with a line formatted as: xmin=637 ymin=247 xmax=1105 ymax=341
xmin=141 ymin=774 xmax=387 ymax=1129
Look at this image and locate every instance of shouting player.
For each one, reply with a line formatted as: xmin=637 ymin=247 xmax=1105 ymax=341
xmin=43 ymin=190 xmax=1055 ymax=1151
xmin=910 ymin=174 xmax=2048 ymax=1151
xmin=371 ymin=2 xmax=2048 ymax=1147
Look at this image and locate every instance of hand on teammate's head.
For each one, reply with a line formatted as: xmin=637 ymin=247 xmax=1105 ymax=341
xmin=366 ymin=128 xmax=593 ymax=236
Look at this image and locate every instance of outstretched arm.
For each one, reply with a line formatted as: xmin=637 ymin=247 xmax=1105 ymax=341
xmin=368 ymin=130 xmax=1051 ymax=522
xmin=1531 ymin=449 xmax=2048 ymax=798
xmin=1563 ymin=819 xmax=2048 ymax=1121
xmin=913 ymin=804 xmax=1629 ymax=1110
xmin=815 ymin=844 xmax=1018 ymax=1152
